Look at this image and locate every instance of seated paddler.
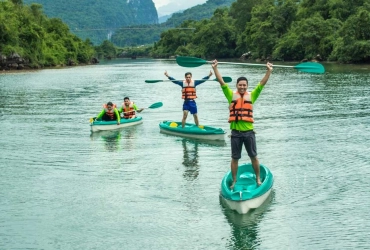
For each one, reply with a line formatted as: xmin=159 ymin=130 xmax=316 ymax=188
xmin=119 ymin=97 xmax=144 ymax=119
xmin=95 ymin=101 xmax=120 ymax=125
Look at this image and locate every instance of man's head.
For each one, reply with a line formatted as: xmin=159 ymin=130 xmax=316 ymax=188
xmin=124 ymin=97 xmax=130 ymax=106
xmin=184 ymin=72 xmax=192 ymax=83
xmin=236 ymin=77 xmax=248 ymax=94
xmin=107 ymin=101 xmax=113 ymax=110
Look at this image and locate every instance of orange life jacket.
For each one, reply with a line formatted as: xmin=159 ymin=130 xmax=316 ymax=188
xmin=122 ymin=101 xmax=135 ymax=119
xmin=103 ymin=103 xmax=117 ymax=120
xmin=228 ymin=91 xmax=254 ymax=123
xmin=182 ymin=80 xmax=197 ymax=100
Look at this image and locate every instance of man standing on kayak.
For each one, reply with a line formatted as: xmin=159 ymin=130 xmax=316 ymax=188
xmin=164 ymin=70 xmax=213 ymax=128
xmin=211 ymin=60 xmax=273 ymax=190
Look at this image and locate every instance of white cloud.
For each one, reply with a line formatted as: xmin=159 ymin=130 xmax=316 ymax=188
xmin=152 ymin=0 xmax=171 ymax=8
xmin=153 ymin=0 xmax=208 ymax=16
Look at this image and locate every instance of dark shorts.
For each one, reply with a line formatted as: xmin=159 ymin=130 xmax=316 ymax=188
xmin=230 ymin=130 xmax=257 ymax=159
xmin=183 ymin=100 xmax=197 ymax=115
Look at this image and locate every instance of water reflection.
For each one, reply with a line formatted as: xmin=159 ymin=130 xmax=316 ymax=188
xmin=90 ymin=125 xmax=141 ymax=152
xmin=90 ymin=130 xmax=122 ymax=152
xmin=182 ymin=139 xmax=199 ymax=181
xmin=220 ymin=191 xmax=275 ymax=250
xmin=120 ymin=126 xmax=139 ymax=149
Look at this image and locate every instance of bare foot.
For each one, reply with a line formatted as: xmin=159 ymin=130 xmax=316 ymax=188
xmin=230 ymin=181 xmax=236 ymax=190
xmin=257 ymin=179 xmax=262 ymax=186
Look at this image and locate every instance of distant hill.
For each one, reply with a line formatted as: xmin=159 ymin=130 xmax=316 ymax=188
xmin=163 ymin=0 xmax=235 ymax=26
xmin=112 ymin=0 xmax=236 ymax=46
xmin=156 ymin=0 xmax=207 ymax=17
xmin=22 ymin=0 xmax=158 ymax=45
xmin=158 ymin=14 xmax=172 ymax=24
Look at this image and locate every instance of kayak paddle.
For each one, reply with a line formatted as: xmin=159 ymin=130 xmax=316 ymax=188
xmin=176 ymin=56 xmax=325 ymax=74
xmin=145 ymin=102 xmax=163 ymax=109
xmin=121 ymin=102 xmax=163 ymax=113
xmin=145 ymin=76 xmax=232 ymax=83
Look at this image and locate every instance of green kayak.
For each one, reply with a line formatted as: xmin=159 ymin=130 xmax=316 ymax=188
xmin=159 ymin=121 xmax=226 ymax=141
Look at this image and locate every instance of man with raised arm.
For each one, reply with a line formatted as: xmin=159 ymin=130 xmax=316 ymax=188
xmin=164 ymin=70 xmax=213 ymax=128
xmin=211 ymin=60 xmax=273 ymax=190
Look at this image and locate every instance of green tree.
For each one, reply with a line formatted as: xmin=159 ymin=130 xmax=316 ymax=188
xmin=273 ymin=15 xmax=341 ymax=60
xmin=242 ymin=1 xmax=278 ymax=59
xmin=330 ymin=7 xmax=370 ymax=62
xmin=229 ymin=0 xmax=261 ymax=32
xmin=191 ymin=8 xmax=237 ymax=58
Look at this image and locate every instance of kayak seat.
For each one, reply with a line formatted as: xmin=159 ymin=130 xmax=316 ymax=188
xmin=233 ymin=172 xmax=257 ymax=191
xmin=237 ymin=172 xmax=256 ymax=185
xmin=169 ymin=122 xmax=178 ymax=128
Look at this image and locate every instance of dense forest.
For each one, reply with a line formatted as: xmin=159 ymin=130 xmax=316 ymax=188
xmin=22 ymin=0 xmax=158 ymax=45
xmin=111 ymin=0 xmax=235 ymax=47
xmin=1 ymin=0 xmax=369 ymax=68
xmin=151 ymin=0 xmax=370 ymax=63
xmin=0 ymin=0 xmax=96 ymax=69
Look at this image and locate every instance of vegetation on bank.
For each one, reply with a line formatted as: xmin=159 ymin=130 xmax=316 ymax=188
xmin=2 ymin=0 xmax=369 ymax=69
xmin=95 ymin=40 xmax=152 ymax=59
xmin=22 ymin=0 xmax=158 ymax=45
xmin=0 ymin=0 xmax=96 ymax=69
xmin=151 ymin=0 xmax=370 ymax=63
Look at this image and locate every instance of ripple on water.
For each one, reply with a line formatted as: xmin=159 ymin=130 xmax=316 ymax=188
xmin=1 ymin=60 xmax=370 ymax=249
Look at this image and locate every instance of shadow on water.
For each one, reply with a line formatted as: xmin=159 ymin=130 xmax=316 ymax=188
xmin=220 ymin=191 xmax=275 ymax=250
xmin=160 ymin=132 xmax=227 ymax=146
xmin=182 ymin=139 xmax=200 ymax=181
xmin=90 ymin=125 xmax=140 ymax=152
xmin=90 ymin=130 xmax=122 ymax=152
xmin=323 ymin=62 xmax=370 ymax=74
xmin=181 ymin=138 xmax=226 ymax=181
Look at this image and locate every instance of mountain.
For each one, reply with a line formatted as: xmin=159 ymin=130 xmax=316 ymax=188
xmin=156 ymin=0 xmax=207 ymax=17
xmin=112 ymin=0 xmax=236 ymax=46
xmin=22 ymin=0 xmax=158 ymax=45
xmin=158 ymin=14 xmax=173 ymax=23
xmin=164 ymin=0 xmax=235 ymax=26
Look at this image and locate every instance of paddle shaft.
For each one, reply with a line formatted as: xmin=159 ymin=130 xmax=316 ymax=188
xmin=146 ymin=77 xmax=231 ymax=83
xmin=176 ymin=56 xmax=325 ymax=73
xmin=121 ymin=102 xmax=162 ymax=113
xmin=206 ymin=60 xmax=296 ymax=68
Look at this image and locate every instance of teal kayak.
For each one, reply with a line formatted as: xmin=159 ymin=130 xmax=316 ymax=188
xmin=90 ymin=116 xmax=143 ymax=132
xmin=220 ymin=163 xmax=274 ymax=214
xmin=159 ymin=121 xmax=226 ymax=141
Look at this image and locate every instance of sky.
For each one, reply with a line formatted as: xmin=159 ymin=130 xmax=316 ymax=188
xmin=152 ymin=0 xmax=208 ymax=16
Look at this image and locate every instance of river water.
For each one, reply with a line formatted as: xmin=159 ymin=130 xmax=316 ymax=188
xmin=1 ymin=59 xmax=369 ymax=249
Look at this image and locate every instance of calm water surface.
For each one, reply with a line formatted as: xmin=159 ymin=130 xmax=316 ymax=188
xmin=0 ymin=59 xmax=369 ymax=249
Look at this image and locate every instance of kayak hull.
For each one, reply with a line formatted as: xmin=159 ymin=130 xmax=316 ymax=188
xmin=159 ymin=121 xmax=225 ymax=141
xmin=220 ymin=163 xmax=273 ymax=214
xmin=90 ymin=116 xmax=143 ymax=132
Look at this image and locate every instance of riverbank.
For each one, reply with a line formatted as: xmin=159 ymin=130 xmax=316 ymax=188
xmin=1 ymin=56 xmax=369 ymax=74
xmin=0 ymin=52 xmax=99 ymax=72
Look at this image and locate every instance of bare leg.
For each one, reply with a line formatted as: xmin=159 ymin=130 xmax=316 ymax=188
xmin=182 ymin=110 xmax=189 ymax=128
xmin=251 ymin=156 xmax=261 ymax=185
xmin=193 ymin=113 xmax=199 ymax=126
xmin=230 ymin=158 xmax=239 ymax=190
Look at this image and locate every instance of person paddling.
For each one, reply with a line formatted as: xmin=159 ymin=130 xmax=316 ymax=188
xmin=119 ymin=97 xmax=144 ymax=119
xmin=96 ymin=101 xmax=120 ymax=125
xmin=211 ymin=59 xmax=273 ymax=190
xmin=164 ymin=70 xmax=213 ymax=128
